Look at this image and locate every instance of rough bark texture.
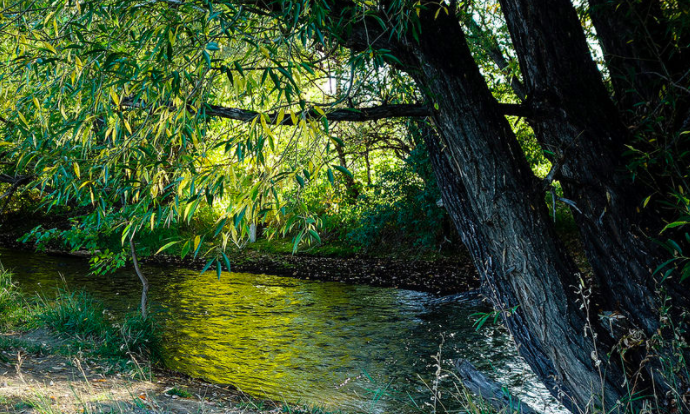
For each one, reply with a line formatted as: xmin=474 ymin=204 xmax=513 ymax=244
xmin=588 ymin=0 xmax=687 ymax=116
xmin=407 ymin=10 xmax=624 ymax=411
xmin=498 ymin=0 xmax=690 ymax=334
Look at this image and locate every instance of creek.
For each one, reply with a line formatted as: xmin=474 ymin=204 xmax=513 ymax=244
xmin=0 ymin=247 xmax=564 ymax=413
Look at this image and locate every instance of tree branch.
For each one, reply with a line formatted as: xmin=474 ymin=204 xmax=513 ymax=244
xmin=123 ymin=98 xmax=531 ymax=124
xmin=202 ymin=103 xmax=432 ymax=124
xmin=203 ymin=102 xmax=531 ymax=123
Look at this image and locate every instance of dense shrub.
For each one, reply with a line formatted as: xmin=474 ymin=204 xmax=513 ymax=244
xmin=338 ymin=145 xmax=457 ymax=253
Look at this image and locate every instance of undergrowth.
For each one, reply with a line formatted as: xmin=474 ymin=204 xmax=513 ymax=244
xmin=1 ymin=267 xmax=160 ymax=367
xmin=0 ymin=266 xmax=36 ymax=330
xmin=36 ymin=290 xmax=161 ymax=363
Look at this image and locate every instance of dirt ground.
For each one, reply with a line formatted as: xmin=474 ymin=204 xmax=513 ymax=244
xmin=0 ymin=330 xmax=280 ymax=414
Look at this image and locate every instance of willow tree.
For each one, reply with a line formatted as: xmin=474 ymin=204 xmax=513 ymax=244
xmin=1 ymin=0 xmax=688 ymax=412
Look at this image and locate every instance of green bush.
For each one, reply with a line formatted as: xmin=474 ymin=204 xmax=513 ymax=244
xmin=341 ymin=145 xmax=455 ymax=253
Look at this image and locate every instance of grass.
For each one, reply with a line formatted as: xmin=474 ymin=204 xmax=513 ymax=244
xmin=36 ymin=290 xmax=161 ymax=364
xmin=165 ymin=386 xmax=193 ymax=399
xmin=1 ymin=267 xmax=160 ymax=371
xmin=37 ymin=290 xmax=160 ymax=363
xmin=0 ymin=268 xmax=37 ymax=331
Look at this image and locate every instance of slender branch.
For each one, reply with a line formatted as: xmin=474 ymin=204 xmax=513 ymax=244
xmin=0 ymin=174 xmax=31 ymax=186
xmin=0 ymin=115 xmax=13 ymax=126
xmin=129 ymin=237 xmax=149 ymax=320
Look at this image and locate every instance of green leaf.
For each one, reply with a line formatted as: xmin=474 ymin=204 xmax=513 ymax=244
xmin=206 ymin=42 xmax=220 ymax=51
xmin=308 ymin=229 xmax=321 ymax=244
xmin=292 ymin=232 xmax=303 ymax=254
xmin=332 ymin=165 xmax=353 ymax=178
xmin=221 ymin=252 xmax=232 ymax=273
xmin=295 ymin=174 xmax=305 ymax=187
xmin=327 ymin=168 xmax=334 ymax=185
xmin=214 ymin=218 xmax=227 ymax=237
xmin=653 ymin=258 xmax=677 ymax=275
xmin=233 ymin=61 xmax=245 ymax=77
xmin=667 ymin=239 xmax=683 ymax=255
xmin=201 ymin=258 xmax=214 ymax=274
xmin=181 ymin=240 xmax=190 ymax=258
xmin=225 ymin=67 xmax=234 ymax=85
xmin=330 ymin=136 xmax=345 ymax=147
xmin=661 ymin=221 xmax=690 ymax=232
xmin=681 ymin=263 xmax=690 ymax=282
xmin=155 ymin=241 xmax=179 ymax=255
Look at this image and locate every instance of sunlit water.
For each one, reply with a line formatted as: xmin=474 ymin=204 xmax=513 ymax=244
xmin=0 ymin=248 xmax=565 ymax=413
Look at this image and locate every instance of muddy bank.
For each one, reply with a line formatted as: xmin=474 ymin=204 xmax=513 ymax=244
xmin=145 ymin=251 xmax=479 ymax=295
xmin=0 ymin=231 xmax=479 ymax=296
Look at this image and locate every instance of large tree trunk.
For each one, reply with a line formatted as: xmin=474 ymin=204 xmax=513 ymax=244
xmin=588 ymin=0 xmax=689 ymax=127
xmin=588 ymin=0 xmax=682 ymax=113
xmin=498 ymin=0 xmax=690 ymax=404
xmin=402 ymin=10 xmax=625 ymax=411
xmin=498 ymin=0 xmax=690 ymax=333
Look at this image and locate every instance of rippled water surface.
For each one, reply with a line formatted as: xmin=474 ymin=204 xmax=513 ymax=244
xmin=0 ymin=248 xmax=563 ymax=413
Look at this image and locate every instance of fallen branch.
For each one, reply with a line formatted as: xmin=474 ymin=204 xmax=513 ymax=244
xmin=455 ymin=359 xmax=539 ymax=414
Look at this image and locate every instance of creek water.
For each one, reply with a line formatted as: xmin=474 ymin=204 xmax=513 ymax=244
xmin=0 ymin=248 xmax=564 ymax=413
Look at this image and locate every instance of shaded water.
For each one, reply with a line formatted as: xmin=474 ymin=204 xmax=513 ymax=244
xmin=0 ymin=248 xmax=563 ymax=413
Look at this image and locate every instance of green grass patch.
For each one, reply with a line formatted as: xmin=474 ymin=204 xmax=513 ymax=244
xmin=1 ymin=268 xmax=161 ymax=368
xmin=0 ymin=269 xmax=37 ymax=330
xmin=36 ymin=290 xmax=161 ymax=363
xmin=165 ymin=386 xmax=194 ymax=399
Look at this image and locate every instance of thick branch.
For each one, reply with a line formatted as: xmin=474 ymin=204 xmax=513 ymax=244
xmin=203 ymin=103 xmax=432 ymax=124
xmin=200 ymin=102 xmax=532 ymax=124
xmin=0 ymin=174 xmax=31 ymax=186
xmin=466 ymin=17 xmax=527 ymax=100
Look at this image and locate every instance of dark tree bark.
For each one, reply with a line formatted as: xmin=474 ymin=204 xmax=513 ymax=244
xmin=399 ymin=9 xmax=625 ymax=411
xmin=464 ymin=16 xmax=527 ymax=101
xmin=588 ymin=0 xmax=688 ymax=118
xmin=498 ymin=0 xmax=690 ymax=406
xmin=498 ymin=0 xmax=690 ymax=333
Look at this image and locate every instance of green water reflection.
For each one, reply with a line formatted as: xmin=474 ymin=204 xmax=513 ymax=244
xmin=0 ymin=248 xmax=560 ymax=413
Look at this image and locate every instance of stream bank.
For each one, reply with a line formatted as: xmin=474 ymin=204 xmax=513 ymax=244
xmin=0 ymin=229 xmax=479 ymax=296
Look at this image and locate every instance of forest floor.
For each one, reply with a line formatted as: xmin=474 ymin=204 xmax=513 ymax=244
xmin=0 ymin=329 xmax=290 ymax=414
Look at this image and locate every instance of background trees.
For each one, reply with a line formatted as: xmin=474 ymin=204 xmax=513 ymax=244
xmin=1 ymin=0 xmax=688 ymax=412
